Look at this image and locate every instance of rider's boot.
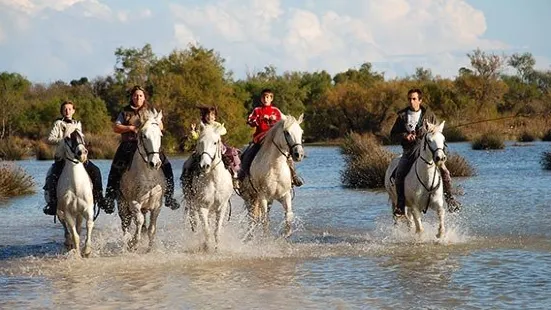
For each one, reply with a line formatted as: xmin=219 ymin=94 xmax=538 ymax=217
xmin=441 ymin=167 xmax=461 ymax=213
xmin=84 ymin=160 xmax=109 ymax=212
xmin=162 ymin=160 xmax=180 ymax=210
xmin=394 ymin=178 xmax=406 ymax=217
xmin=43 ymin=160 xmax=64 ymax=216
xmin=287 ymin=158 xmax=304 ymax=187
xmin=104 ymin=165 xmax=124 ymax=215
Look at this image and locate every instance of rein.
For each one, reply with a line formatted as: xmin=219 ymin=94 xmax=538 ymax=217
xmin=415 ymin=133 xmax=443 ymax=213
xmin=64 ymin=137 xmax=85 ymax=164
xmin=198 ymin=139 xmax=223 ymax=170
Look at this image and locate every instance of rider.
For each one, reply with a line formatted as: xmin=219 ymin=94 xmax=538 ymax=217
xmin=103 ymin=85 xmax=180 ymax=213
xmin=390 ymin=88 xmax=460 ymax=216
xmin=181 ymin=105 xmax=240 ymax=189
xmin=238 ymin=88 xmax=304 ymax=187
xmin=43 ymin=100 xmax=107 ymax=216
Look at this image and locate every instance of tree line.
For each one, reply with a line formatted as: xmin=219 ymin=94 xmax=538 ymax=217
xmin=2 ymin=44 xmax=551 ymax=152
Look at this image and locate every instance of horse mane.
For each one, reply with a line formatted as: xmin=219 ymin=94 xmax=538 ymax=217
xmin=198 ymin=124 xmax=218 ymax=140
xmin=140 ymin=109 xmax=160 ymax=131
xmin=262 ymin=115 xmax=297 ymax=144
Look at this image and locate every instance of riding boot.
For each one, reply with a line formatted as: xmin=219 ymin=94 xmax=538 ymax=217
xmin=238 ymin=143 xmax=261 ymax=181
xmin=84 ymin=160 xmax=107 ymax=212
xmin=104 ymin=142 xmax=135 ymax=214
xmin=287 ymin=157 xmax=304 ymax=187
xmin=441 ymin=166 xmax=461 ymax=213
xmin=395 ymin=178 xmax=406 ymax=217
xmin=161 ymin=158 xmax=180 ymax=210
xmin=43 ymin=160 xmax=65 ymax=216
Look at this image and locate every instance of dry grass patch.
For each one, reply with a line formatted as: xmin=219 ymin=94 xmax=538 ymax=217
xmin=0 ymin=161 xmax=36 ymax=200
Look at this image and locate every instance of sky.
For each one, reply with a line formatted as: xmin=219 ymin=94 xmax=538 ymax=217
xmin=0 ymin=0 xmax=549 ymax=83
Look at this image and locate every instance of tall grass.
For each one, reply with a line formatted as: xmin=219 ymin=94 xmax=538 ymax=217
xmin=340 ymin=132 xmax=393 ymax=189
xmin=87 ymin=133 xmax=118 ymax=159
xmin=0 ymin=137 xmax=29 ymax=160
xmin=517 ymin=131 xmax=536 ymax=142
xmin=542 ymin=129 xmax=551 ymax=142
xmin=0 ymin=161 xmax=36 ymax=200
xmin=471 ymin=131 xmax=505 ymax=150
xmin=443 ymin=126 xmax=468 ymax=142
xmin=35 ymin=140 xmax=55 ymax=160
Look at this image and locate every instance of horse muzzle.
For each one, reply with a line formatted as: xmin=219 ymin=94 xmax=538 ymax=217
xmin=434 ymin=150 xmax=447 ymax=166
xmin=291 ymin=145 xmax=304 ymax=162
xmin=148 ymin=156 xmax=162 ymax=170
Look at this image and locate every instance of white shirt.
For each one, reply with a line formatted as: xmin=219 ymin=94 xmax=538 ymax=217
xmin=406 ymin=109 xmax=422 ymax=133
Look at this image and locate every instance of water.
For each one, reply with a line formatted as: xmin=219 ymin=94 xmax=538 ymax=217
xmin=1 ymin=142 xmax=551 ymax=309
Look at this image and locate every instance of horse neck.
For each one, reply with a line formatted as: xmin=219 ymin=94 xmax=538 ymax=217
xmin=413 ymin=147 xmax=439 ymax=184
xmin=256 ymin=134 xmax=287 ymax=164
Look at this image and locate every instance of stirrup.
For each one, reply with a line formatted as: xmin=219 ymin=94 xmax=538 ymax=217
xmin=165 ymin=197 xmax=180 ymax=210
xmin=393 ymin=206 xmax=405 ymax=217
xmin=445 ymin=195 xmax=461 ymax=213
xmin=292 ymin=176 xmax=304 ymax=187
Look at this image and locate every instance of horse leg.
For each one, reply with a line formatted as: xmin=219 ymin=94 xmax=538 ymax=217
xmin=281 ymin=193 xmax=294 ymax=238
xmin=260 ymin=199 xmax=270 ymax=236
xmin=214 ymin=202 xmax=228 ymax=249
xmin=436 ymin=204 xmax=446 ymax=239
xmin=61 ymin=221 xmax=72 ymax=250
xmin=147 ymin=205 xmax=161 ymax=250
xmin=65 ymin=216 xmax=81 ymax=257
xmin=82 ymin=210 xmax=94 ymax=258
xmin=129 ymin=202 xmax=144 ymax=250
xmin=198 ymin=207 xmax=213 ymax=252
xmin=412 ymin=209 xmax=424 ymax=235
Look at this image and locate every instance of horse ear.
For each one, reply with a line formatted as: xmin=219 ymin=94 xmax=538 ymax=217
xmin=437 ymin=120 xmax=445 ymax=133
xmin=297 ymin=113 xmax=304 ymax=124
xmin=156 ymin=110 xmax=163 ymax=121
xmin=199 ymin=122 xmax=206 ymax=131
xmin=280 ymin=114 xmax=287 ymax=121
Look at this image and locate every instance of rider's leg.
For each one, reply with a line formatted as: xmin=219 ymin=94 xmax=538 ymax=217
xmin=394 ymin=153 xmax=415 ymax=216
xmin=181 ymin=154 xmax=198 ymax=193
xmin=83 ymin=160 xmax=107 ymax=211
xmin=237 ymin=143 xmax=261 ymax=181
xmin=287 ymin=157 xmax=304 ymax=187
xmin=43 ymin=160 xmax=65 ymax=216
xmin=104 ymin=142 xmax=136 ymax=213
xmin=161 ymin=152 xmax=180 ymax=210
xmin=440 ymin=163 xmax=461 ymax=212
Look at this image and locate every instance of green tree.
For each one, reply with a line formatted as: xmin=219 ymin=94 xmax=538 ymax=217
xmin=0 ymin=72 xmax=31 ymax=139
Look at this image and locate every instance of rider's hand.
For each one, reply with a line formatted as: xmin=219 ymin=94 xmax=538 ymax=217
xmin=191 ymin=123 xmax=197 ymax=131
xmin=263 ymin=114 xmax=270 ymax=120
xmin=128 ymin=125 xmax=138 ymax=133
xmin=406 ymin=133 xmax=416 ymax=142
xmin=269 ymin=114 xmax=276 ymax=121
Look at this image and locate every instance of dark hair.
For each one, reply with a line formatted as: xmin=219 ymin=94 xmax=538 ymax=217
xmin=261 ymin=88 xmax=273 ymax=96
xmin=407 ymin=88 xmax=423 ymax=100
xmin=60 ymin=100 xmax=75 ymax=114
xmin=130 ymin=85 xmax=147 ymax=97
xmin=199 ymin=106 xmax=218 ymax=120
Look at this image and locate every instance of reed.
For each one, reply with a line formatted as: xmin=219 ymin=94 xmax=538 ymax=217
xmin=446 ymin=152 xmax=475 ymax=177
xmin=0 ymin=138 xmax=29 ymax=160
xmin=86 ymin=133 xmax=119 ymax=159
xmin=0 ymin=161 xmax=36 ymax=200
xmin=471 ymin=131 xmax=505 ymax=150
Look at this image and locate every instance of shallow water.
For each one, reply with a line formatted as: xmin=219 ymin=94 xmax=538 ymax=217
xmin=1 ymin=142 xmax=551 ymax=309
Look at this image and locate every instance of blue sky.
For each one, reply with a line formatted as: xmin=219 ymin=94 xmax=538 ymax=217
xmin=0 ymin=0 xmax=548 ymax=83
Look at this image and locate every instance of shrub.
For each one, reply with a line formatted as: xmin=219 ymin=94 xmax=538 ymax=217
xmin=541 ymin=151 xmax=551 ymax=170
xmin=340 ymin=132 xmax=394 ymax=189
xmin=443 ymin=126 xmax=468 ymax=142
xmin=471 ymin=131 xmax=505 ymax=150
xmin=86 ymin=133 xmax=118 ymax=159
xmin=517 ymin=131 xmax=536 ymax=142
xmin=0 ymin=138 xmax=29 ymax=160
xmin=35 ymin=140 xmax=55 ymax=160
xmin=446 ymin=152 xmax=475 ymax=177
xmin=0 ymin=161 xmax=36 ymax=200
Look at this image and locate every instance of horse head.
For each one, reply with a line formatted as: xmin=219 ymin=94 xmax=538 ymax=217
xmin=278 ymin=113 xmax=305 ymax=162
xmin=422 ymin=120 xmax=446 ymax=167
xmin=197 ymin=123 xmax=224 ymax=173
xmin=64 ymin=127 xmax=88 ymax=163
xmin=138 ymin=109 xmax=163 ymax=170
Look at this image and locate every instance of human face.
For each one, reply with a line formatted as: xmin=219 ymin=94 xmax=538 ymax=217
xmin=61 ymin=104 xmax=75 ymax=119
xmin=260 ymin=92 xmax=273 ymax=106
xmin=132 ymin=89 xmax=146 ymax=108
xmin=408 ymin=92 xmax=422 ymax=112
xmin=205 ymin=111 xmax=216 ymax=124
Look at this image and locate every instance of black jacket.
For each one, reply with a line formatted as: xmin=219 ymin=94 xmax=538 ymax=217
xmin=390 ymin=106 xmax=437 ymax=152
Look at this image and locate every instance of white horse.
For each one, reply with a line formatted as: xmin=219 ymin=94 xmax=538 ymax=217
xmin=182 ymin=124 xmax=233 ymax=251
xmin=56 ymin=126 xmax=95 ymax=257
xmin=118 ymin=110 xmax=165 ymax=250
xmin=384 ymin=120 xmax=447 ymax=238
xmin=240 ymin=114 xmax=305 ymax=238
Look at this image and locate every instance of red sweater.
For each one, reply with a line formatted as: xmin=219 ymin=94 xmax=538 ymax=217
xmin=247 ymin=105 xmax=282 ymax=143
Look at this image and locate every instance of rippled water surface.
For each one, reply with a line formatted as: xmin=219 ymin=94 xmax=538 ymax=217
xmin=1 ymin=142 xmax=551 ymax=309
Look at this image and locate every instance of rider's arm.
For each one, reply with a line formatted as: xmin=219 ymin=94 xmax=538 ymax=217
xmin=247 ymin=108 xmax=259 ymax=127
xmin=47 ymin=120 xmax=64 ymax=144
xmin=390 ymin=116 xmax=408 ymax=145
xmin=113 ymin=112 xmax=137 ymax=134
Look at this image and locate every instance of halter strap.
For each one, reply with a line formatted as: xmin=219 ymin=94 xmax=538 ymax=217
xmin=64 ymin=137 xmax=85 ymax=164
xmin=137 ymin=122 xmax=161 ymax=164
xmin=199 ymin=140 xmax=223 ymax=169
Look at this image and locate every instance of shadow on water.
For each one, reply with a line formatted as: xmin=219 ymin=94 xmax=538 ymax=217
xmin=0 ymin=242 xmax=66 ymax=260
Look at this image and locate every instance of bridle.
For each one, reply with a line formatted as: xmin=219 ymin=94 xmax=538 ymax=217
xmin=273 ymin=125 xmax=303 ymax=158
xmin=64 ymin=132 xmax=86 ymax=164
xmin=415 ymin=131 xmax=445 ymax=212
xmin=137 ymin=122 xmax=161 ymax=164
xmin=419 ymin=132 xmax=445 ymax=165
xmin=198 ymin=138 xmax=223 ymax=169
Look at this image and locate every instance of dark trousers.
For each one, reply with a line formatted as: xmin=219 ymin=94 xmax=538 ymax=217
xmin=395 ymin=152 xmax=416 ymax=210
xmin=105 ymin=141 xmax=175 ymax=200
xmin=237 ymin=142 xmax=262 ymax=180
